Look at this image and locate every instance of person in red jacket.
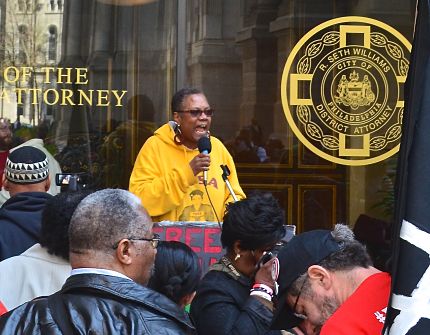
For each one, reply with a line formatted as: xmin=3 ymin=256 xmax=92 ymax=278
xmin=272 ymin=224 xmax=391 ymax=335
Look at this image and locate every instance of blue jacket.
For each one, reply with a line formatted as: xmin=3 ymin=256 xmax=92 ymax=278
xmin=0 ymin=192 xmax=52 ymax=261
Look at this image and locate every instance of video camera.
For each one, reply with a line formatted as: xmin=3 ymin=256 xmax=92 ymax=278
xmin=55 ymin=173 xmax=88 ymax=192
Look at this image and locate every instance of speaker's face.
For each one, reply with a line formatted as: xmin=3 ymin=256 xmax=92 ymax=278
xmin=173 ymin=93 xmax=212 ymax=149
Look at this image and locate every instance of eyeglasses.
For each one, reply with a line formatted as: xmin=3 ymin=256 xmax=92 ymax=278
xmin=292 ymin=276 xmax=308 ymax=320
xmin=177 ymin=109 xmax=214 ymax=117
xmin=112 ymin=233 xmax=161 ymax=250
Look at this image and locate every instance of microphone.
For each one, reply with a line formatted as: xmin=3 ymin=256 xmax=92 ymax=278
xmin=198 ymin=136 xmax=212 ymax=186
xmin=220 ymin=164 xmax=238 ymax=202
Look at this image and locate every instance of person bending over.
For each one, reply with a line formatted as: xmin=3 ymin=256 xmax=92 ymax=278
xmin=272 ymin=224 xmax=390 ymax=335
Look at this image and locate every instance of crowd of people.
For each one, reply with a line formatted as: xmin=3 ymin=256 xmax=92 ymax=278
xmin=0 ymin=88 xmax=392 ymax=334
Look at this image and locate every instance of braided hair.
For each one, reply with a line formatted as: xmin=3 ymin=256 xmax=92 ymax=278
xmin=148 ymin=241 xmax=201 ymax=304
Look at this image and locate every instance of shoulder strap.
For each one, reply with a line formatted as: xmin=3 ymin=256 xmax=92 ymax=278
xmin=209 ymin=256 xmax=251 ymax=287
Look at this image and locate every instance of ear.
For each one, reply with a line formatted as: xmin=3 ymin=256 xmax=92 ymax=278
xmin=233 ymin=240 xmax=243 ymax=255
xmin=173 ymin=112 xmax=181 ymax=124
xmin=2 ymin=175 xmax=8 ymax=191
xmin=44 ymin=176 xmax=51 ymax=192
xmin=115 ymin=239 xmax=133 ymax=265
xmin=307 ymin=265 xmax=332 ymax=290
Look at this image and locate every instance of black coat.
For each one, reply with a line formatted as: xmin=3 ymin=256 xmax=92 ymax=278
xmin=190 ymin=258 xmax=281 ymax=335
xmin=0 ymin=192 xmax=52 ymax=261
xmin=0 ymin=273 xmax=195 ymax=335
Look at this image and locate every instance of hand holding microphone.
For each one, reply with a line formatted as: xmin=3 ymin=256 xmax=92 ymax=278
xmin=189 ymin=136 xmax=212 ymax=184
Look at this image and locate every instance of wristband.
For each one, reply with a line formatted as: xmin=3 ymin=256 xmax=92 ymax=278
xmin=250 ymin=287 xmax=273 ymax=298
xmin=250 ymin=290 xmax=272 ymax=302
xmin=252 ymin=283 xmax=274 ymax=296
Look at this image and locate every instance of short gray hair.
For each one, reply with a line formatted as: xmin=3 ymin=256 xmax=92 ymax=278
xmin=320 ymin=223 xmax=372 ymax=271
xmin=331 ymin=223 xmax=355 ymax=242
xmin=69 ymin=189 xmax=152 ymax=253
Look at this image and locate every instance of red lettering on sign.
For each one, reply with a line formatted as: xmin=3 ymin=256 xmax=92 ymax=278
xmin=165 ymin=227 xmax=183 ymax=241
xmin=186 ymin=227 xmax=202 ymax=253
xmin=152 ymin=227 xmax=163 ymax=235
xmin=204 ymin=228 xmax=222 ymax=253
xmin=153 ymin=223 xmax=224 ymax=275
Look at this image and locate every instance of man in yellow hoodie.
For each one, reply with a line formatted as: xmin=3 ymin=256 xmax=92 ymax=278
xmin=129 ymin=88 xmax=245 ymax=222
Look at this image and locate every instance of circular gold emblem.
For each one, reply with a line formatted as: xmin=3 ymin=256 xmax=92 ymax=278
xmin=281 ymin=16 xmax=411 ymax=165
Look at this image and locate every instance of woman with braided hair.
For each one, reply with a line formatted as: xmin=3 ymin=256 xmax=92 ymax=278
xmin=148 ymin=241 xmax=201 ymax=309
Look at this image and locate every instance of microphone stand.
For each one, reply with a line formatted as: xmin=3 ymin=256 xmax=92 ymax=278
xmin=220 ymin=165 xmax=238 ymax=202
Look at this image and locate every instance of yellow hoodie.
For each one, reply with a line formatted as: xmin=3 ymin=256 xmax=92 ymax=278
xmin=129 ymin=122 xmax=245 ymax=222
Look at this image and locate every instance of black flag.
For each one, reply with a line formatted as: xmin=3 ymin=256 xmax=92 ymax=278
xmin=384 ymin=0 xmax=430 ymax=334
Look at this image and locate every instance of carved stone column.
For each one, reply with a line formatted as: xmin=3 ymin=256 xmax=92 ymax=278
xmin=236 ymin=0 xmax=280 ymax=143
xmin=188 ymin=0 xmax=242 ymax=140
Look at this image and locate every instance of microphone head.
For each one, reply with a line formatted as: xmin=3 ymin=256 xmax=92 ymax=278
xmin=198 ymin=136 xmax=211 ymax=154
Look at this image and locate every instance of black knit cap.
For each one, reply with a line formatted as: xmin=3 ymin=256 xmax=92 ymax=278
xmin=5 ymin=146 xmax=49 ymax=184
xmin=271 ymin=230 xmax=344 ymax=330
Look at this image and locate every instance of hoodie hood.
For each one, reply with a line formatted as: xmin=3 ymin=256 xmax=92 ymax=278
xmin=1 ymin=192 xmax=52 ymax=236
xmin=155 ymin=122 xmax=177 ymax=145
xmin=154 ymin=122 xmax=197 ymax=151
xmin=0 ymin=192 xmax=52 ymax=261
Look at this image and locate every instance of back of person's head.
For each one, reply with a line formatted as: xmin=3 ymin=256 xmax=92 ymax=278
xmin=3 ymin=146 xmax=50 ymax=196
xmin=148 ymin=241 xmax=201 ymax=306
xmin=221 ymin=193 xmax=285 ymax=251
xmin=5 ymin=146 xmax=48 ymax=184
xmin=171 ymin=88 xmax=203 ymax=113
xmin=316 ymin=224 xmax=372 ymax=270
xmin=40 ymin=190 xmax=92 ymax=261
xmin=69 ymin=189 xmax=151 ymax=255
